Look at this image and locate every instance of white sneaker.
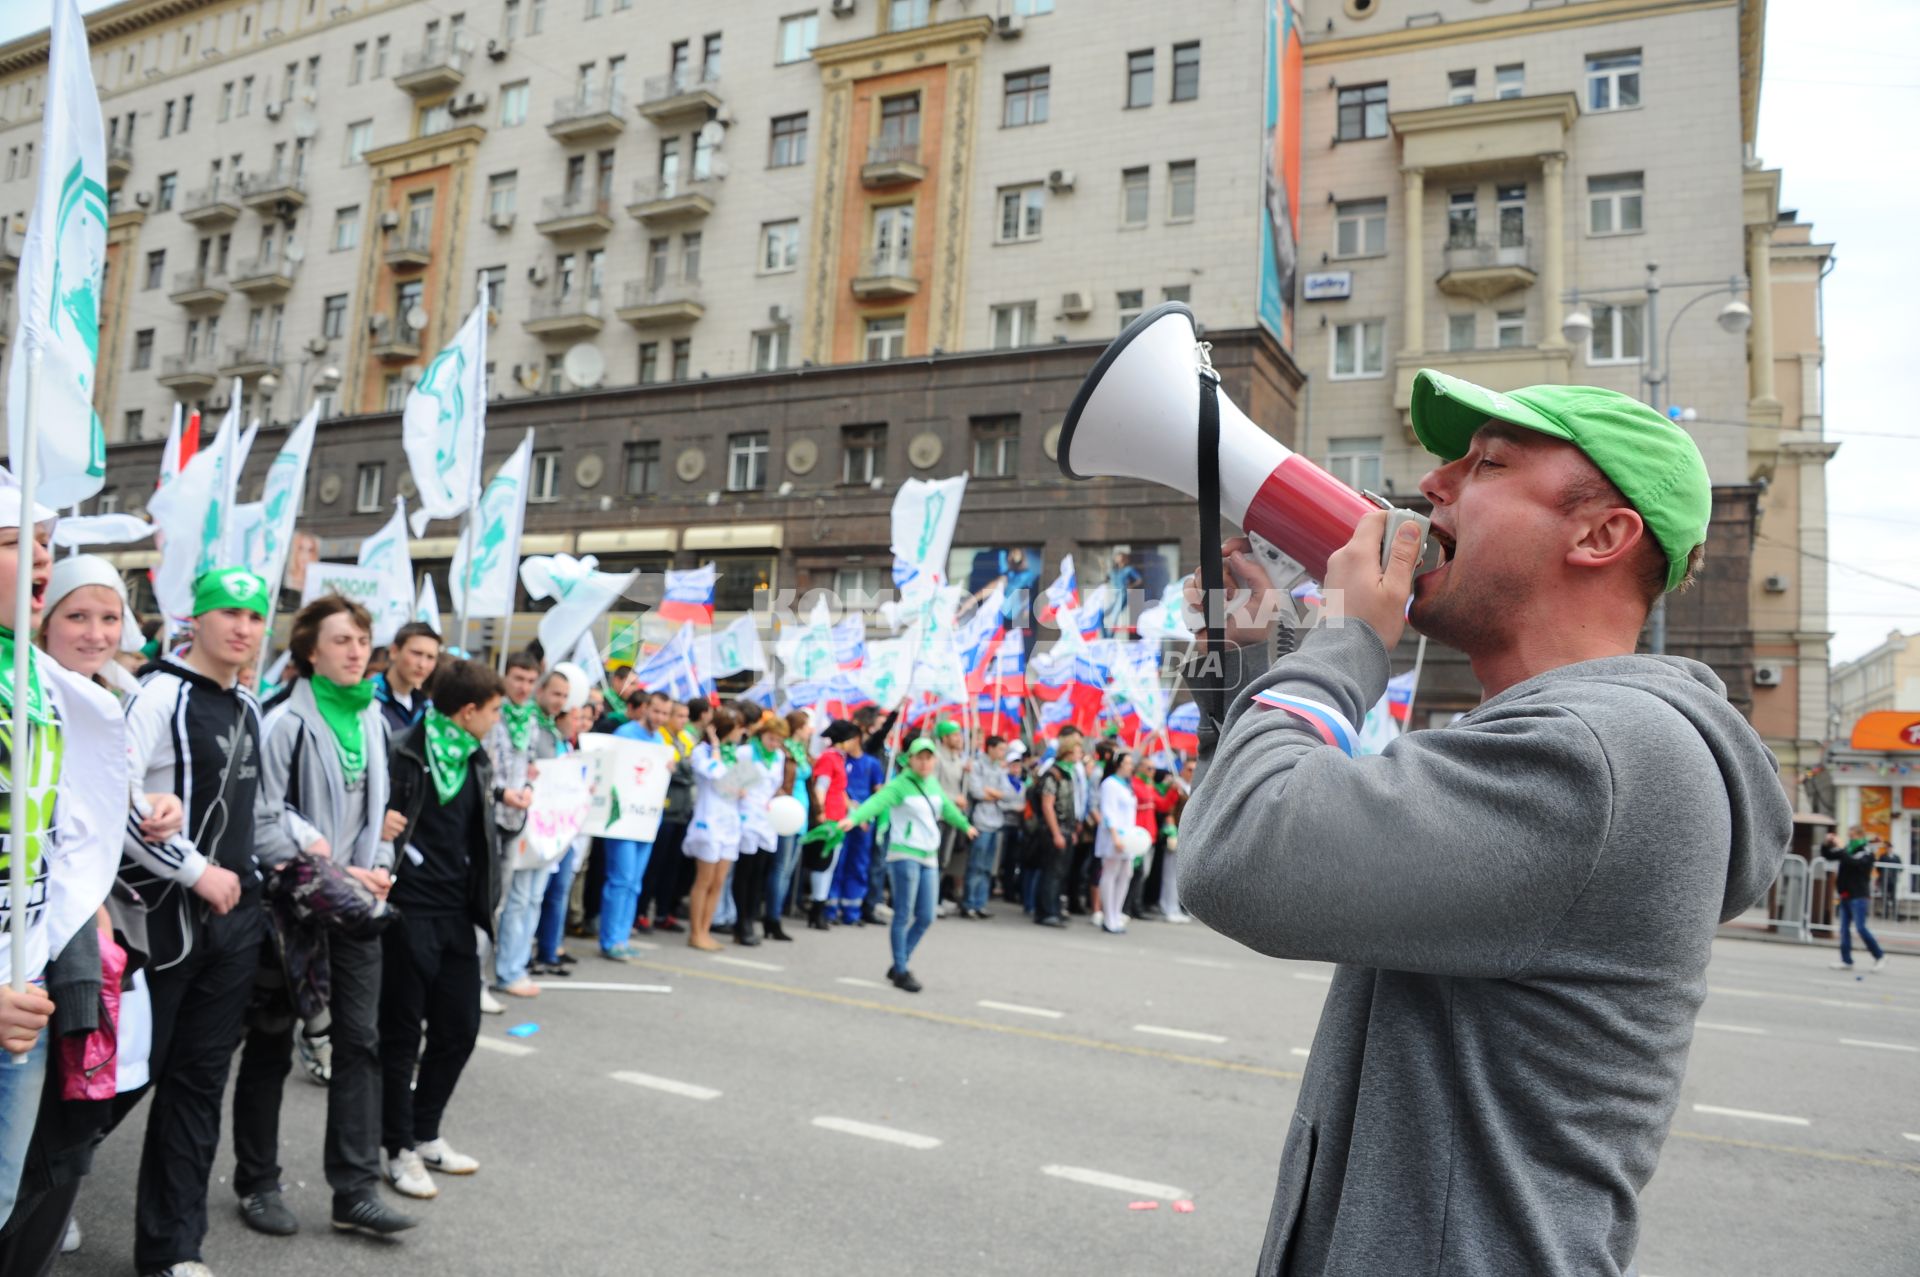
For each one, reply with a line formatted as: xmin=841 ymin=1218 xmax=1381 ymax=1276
xmin=1871 ymin=956 xmax=1890 ymax=973
xmin=936 ymin=900 xmax=956 ymax=918
xmin=144 ymin=1264 xmax=214 ymax=1277
xmin=61 ymin=1215 xmax=80 ymax=1254
xmin=873 ymin=903 xmax=894 ymax=922
xmin=1163 ymin=911 xmax=1192 ymax=924
xmin=416 ymin=1136 xmax=480 ymax=1175
xmin=384 ymin=1148 xmax=439 ymax=1199
xmin=1830 ymin=960 xmax=1854 ymax=970
xmin=478 ymin=988 xmax=505 ymax=1016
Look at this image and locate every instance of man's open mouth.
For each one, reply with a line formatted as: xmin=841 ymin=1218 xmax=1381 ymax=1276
xmin=1428 ymin=527 xmax=1456 ymax=566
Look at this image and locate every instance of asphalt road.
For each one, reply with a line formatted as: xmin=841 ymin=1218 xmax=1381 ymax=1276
xmin=58 ymin=909 xmax=1917 ymax=1275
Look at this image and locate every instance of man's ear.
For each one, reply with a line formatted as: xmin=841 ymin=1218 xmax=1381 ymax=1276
xmin=1566 ymin=506 xmax=1646 ymax=573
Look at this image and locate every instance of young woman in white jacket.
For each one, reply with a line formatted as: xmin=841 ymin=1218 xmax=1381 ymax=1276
xmin=1093 ymin=752 xmax=1139 ymax=934
xmin=682 ymin=707 xmax=747 ymax=951
xmin=730 ymin=712 xmax=790 ymax=947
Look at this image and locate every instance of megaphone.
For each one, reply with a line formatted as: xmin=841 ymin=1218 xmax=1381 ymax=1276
xmin=1058 ymin=303 xmax=1440 ymax=585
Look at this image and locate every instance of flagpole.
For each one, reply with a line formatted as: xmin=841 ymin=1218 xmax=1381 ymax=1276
xmin=497 ymin=608 xmax=512 ymax=674
xmin=9 ymin=350 xmax=44 ymax=1019
xmin=1401 ymin=632 xmax=1429 ymax=733
xmin=453 ymin=514 xmax=474 ymax=657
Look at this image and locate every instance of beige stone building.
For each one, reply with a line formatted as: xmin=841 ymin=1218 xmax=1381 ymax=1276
xmin=1832 ymin=632 xmax=1920 ymax=725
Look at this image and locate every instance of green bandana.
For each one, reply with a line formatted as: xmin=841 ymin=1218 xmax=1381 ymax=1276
xmin=719 ymin=741 xmax=738 ymax=766
xmin=192 ymin=568 xmax=271 ymax=617
xmin=423 ymin=706 xmax=481 ymax=805
xmin=0 ymin=629 xmax=53 ymax=729
xmin=784 ymin=738 xmax=808 ymax=767
xmin=751 ymin=738 xmax=779 ymax=767
xmin=500 ymin=697 xmax=537 ymax=751
xmin=309 ymin=675 xmax=374 ymax=785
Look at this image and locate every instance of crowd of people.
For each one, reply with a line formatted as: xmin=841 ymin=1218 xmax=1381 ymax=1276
xmin=0 ymin=494 xmax=1195 ymax=1276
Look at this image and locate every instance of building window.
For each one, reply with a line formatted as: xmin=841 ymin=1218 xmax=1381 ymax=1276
xmin=778 ymin=12 xmax=818 ymax=64
xmin=1325 ymin=436 xmax=1383 ymax=493
xmin=678 ymin=233 xmax=700 ymax=283
xmin=1331 ymin=319 xmax=1385 ymax=379
xmin=972 ymin=417 xmax=1019 ymax=478
xmin=121 ymin=412 xmax=143 ymax=442
xmin=769 ymin=112 xmax=808 ymax=167
xmin=219 ymin=81 xmax=233 ymax=122
xmin=727 ymin=432 xmax=770 ymax=491
xmin=1588 ymin=173 xmax=1643 ymax=235
xmin=499 ymin=81 xmax=530 ymax=128
xmin=1171 ymin=42 xmax=1200 ymax=102
xmin=349 ymin=42 xmax=366 ymax=84
xmin=322 ymin=293 xmax=347 ymax=339
xmin=842 ymin=424 xmax=885 ymax=484
xmin=1121 ymin=167 xmax=1149 ymax=227
xmin=1126 ymin=50 xmax=1153 ymax=109
xmin=1013 ymin=0 xmax=1054 ymax=11
xmin=1334 ymin=198 xmax=1386 ymax=258
xmin=345 ymin=120 xmax=373 ymax=165
xmin=160 ymin=100 xmax=174 ymax=138
xmin=529 ymin=0 xmax=546 ymax=34
xmin=143 ymin=249 xmax=165 ymax=291
xmin=761 ymin=219 xmax=800 ymax=272
xmin=997 ymin=185 xmax=1043 ymax=243
xmin=887 ymin=0 xmax=930 ymax=33
xmin=1163 ymin=284 xmax=1191 ymax=305
xmin=624 ymin=441 xmax=661 ymax=496
xmin=1167 ymin=160 xmax=1197 ymax=221
xmin=1489 ymin=185 xmax=1525 ymax=249
xmin=637 ymin=342 xmax=659 ymax=383
xmin=865 ymin=315 xmax=906 ymax=362
xmin=530 ymin=450 xmax=561 ymax=502
xmin=1336 ymin=83 xmax=1388 ymax=141
xmin=1495 ymin=310 xmax=1525 ymax=348
xmin=1586 ymin=50 xmax=1641 ymax=112
xmin=834 ymin=566 xmax=885 ymax=604
xmin=131 ymin=328 xmax=154 ymax=370
xmin=1495 ymin=64 xmax=1524 ymax=99
xmin=478 ymin=265 xmax=507 ymax=310
xmin=503 ymin=0 xmax=522 ymax=39
xmin=417 ymin=101 xmax=454 ymax=137
xmin=1447 ymin=313 xmax=1474 ymax=352
xmin=990 ymin=302 xmax=1038 ymax=349
xmin=355 ymin=462 xmax=384 ymax=512
xmin=751 ymin=328 xmax=789 ymax=371
xmin=488 ymin=172 xmax=517 ymax=223
xmin=1446 ymin=69 xmax=1475 ymax=106
xmin=1588 ymin=302 xmax=1644 ymax=365
xmin=671 ymin=338 xmax=692 ymax=380
xmin=872 ymin=204 xmax=914 ymax=274
xmin=239 ymin=76 xmax=254 ymax=116
xmin=878 ymin=94 xmax=920 ymax=151
xmin=331 ymin=206 xmax=360 ymax=251
xmin=1116 ymin=289 xmax=1143 ymax=329
xmin=156 ymin=172 xmax=177 ymax=211
xmin=1004 ymin=69 xmax=1049 ymax=127
xmin=1447 ymin=190 xmax=1476 ymax=247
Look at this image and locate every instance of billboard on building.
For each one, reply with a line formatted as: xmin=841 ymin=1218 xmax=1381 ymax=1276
xmin=1258 ymin=2 xmax=1304 ymax=348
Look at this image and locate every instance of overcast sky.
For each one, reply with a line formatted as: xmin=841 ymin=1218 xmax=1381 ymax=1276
xmin=3 ymin=0 xmax=1916 ymax=662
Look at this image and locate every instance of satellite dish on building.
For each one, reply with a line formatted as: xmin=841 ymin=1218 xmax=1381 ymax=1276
xmin=562 ymin=343 xmax=606 ymax=388
xmin=291 ymin=107 xmax=320 ymax=139
xmin=697 ymin=120 xmax=726 ymax=148
xmin=283 ymin=240 xmax=305 ymax=263
xmin=405 ymin=304 xmax=430 ymax=332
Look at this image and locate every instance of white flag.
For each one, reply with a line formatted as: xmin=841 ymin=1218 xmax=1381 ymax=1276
xmin=450 ymin=430 xmax=531 ymax=619
xmin=4 ymin=0 xmax=107 ymax=508
xmin=858 ymin=638 xmax=913 ymax=707
xmin=776 ymin=596 xmax=837 ymax=684
xmin=50 ymin=512 xmax=152 ymax=547
xmin=357 ymin=499 xmax=415 ymax=647
xmin=889 ymin=475 xmax=967 ymax=588
xmin=402 ymin=277 xmax=489 ymax=534
xmin=249 ymin=404 xmax=318 ymax=595
xmin=157 ymin=404 xmax=187 ymax=490
xmin=414 ymin=574 xmax=442 ymax=633
xmin=147 ymin=395 xmax=248 ymax=623
xmin=569 ymin=628 xmax=607 ymax=696
xmin=701 ymin=614 xmax=766 ymax=678
xmin=520 ymin=553 xmax=637 ymax=663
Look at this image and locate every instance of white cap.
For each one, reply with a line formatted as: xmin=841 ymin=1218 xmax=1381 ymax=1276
xmin=550 ymin=661 xmax=592 ymax=711
xmin=0 ymin=467 xmax=57 ymax=530
xmin=44 ymin=553 xmax=145 ymax=652
xmin=1005 ymin=740 xmax=1028 ymax=762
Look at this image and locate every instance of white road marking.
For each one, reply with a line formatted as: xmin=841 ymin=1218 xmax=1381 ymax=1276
xmin=473 ymin=1036 xmax=536 ymax=1057
xmin=712 ymin=956 xmax=785 ymax=972
xmin=1291 ymin=972 xmax=1334 ymax=985
xmin=1290 ymin=1048 xmax=1311 ymax=1058
xmin=811 ymin=1117 xmax=942 ymax=1150
xmin=1840 ymin=1037 xmax=1919 ymax=1053
xmin=610 ymin=1071 xmax=722 ymax=1101
xmin=1695 ymin=1021 xmax=1768 ymax=1036
xmin=1041 ymin=1164 xmax=1190 ymax=1200
xmin=1708 ymin=984 xmax=1879 ymax=1012
xmin=1691 ymin=1103 xmax=1810 ymax=1127
xmin=1132 ymin=1024 xmax=1228 ymax=1044
xmin=978 ymin=999 xmax=1066 ymax=1020
xmin=1903 ymin=1132 xmax=1920 ymax=1144
xmin=1173 ymin=956 xmax=1235 ymax=971
xmin=532 ymin=981 xmax=673 ymax=993
xmin=836 ymin=977 xmax=887 ymax=989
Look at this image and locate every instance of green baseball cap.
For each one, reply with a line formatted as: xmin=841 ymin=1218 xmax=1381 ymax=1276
xmin=907 ymin=737 xmax=937 ymax=757
xmin=191 ymin=567 xmax=271 ymax=617
xmin=1408 ymin=369 xmax=1711 ymax=591
xmin=935 ymin=720 xmax=961 ymax=740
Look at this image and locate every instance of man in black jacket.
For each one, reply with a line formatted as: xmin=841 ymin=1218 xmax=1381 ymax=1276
xmin=377 ymin=659 xmax=504 ymax=1201
xmin=1822 ymin=828 xmax=1889 ymax=973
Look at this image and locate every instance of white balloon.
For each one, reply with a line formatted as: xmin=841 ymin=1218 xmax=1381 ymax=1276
xmin=1121 ymin=826 xmax=1152 ymax=857
xmin=768 ymin=794 xmax=807 ymax=837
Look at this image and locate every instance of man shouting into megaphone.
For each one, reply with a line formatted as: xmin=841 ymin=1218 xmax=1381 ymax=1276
xmin=1178 ymin=370 xmax=1792 ymax=1277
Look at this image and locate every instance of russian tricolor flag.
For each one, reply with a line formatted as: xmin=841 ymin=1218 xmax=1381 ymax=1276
xmin=975 ymin=692 xmax=1023 ymax=740
xmin=1386 ymin=671 xmax=1417 ymax=723
xmin=659 ymin=563 xmax=718 ymax=626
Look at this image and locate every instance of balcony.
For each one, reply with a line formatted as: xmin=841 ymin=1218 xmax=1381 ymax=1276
xmin=861 ymin=140 xmax=926 ymax=188
xmin=107 ymin=138 xmax=133 ymax=186
xmin=1436 ymin=237 xmax=1536 ymax=302
xmin=395 ymin=42 xmax=468 ymax=96
xmin=168 ymin=267 xmax=230 ymax=308
xmin=616 ymin=279 xmax=703 ymax=327
xmin=239 ymin=168 xmax=307 ymax=213
xmin=524 ymin=292 xmax=606 ymax=338
xmin=548 ymin=88 xmax=627 ymax=142
xmin=535 ymin=192 xmax=615 ymax=239
xmin=220 ymin=341 xmax=283 ymax=379
xmin=0 ymin=226 xmax=19 ymax=276
xmin=637 ymin=70 xmax=721 ymax=123
xmin=231 ymin=253 xmax=298 ymax=296
xmin=849 ymin=254 xmax=919 ymax=301
xmin=157 ymin=351 xmax=219 ymax=392
xmin=1390 ymin=93 xmax=1579 ymax=178
xmin=626 ymin=176 xmax=717 ymax=226
xmin=180 ymin=184 xmax=241 ymax=226
xmin=383 ymin=230 xmax=433 ymax=270
xmin=370 ymin=317 xmax=424 ymax=361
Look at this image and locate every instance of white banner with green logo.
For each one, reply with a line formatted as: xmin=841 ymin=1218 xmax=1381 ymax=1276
xmin=450 ymin=430 xmax=531 ymax=620
xmin=357 ymin=498 xmax=415 ymax=647
xmin=147 ymin=391 xmax=249 ymax=624
xmin=888 ymin=474 xmax=968 ymax=590
xmin=402 ymin=279 xmax=489 ymax=535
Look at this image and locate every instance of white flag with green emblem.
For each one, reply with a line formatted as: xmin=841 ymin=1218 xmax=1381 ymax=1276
xmin=450 ymin=430 xmax=531 ymax=620
xmin=402 ymin=277 xmax=489 ymax=535
xmin=5 ymin=0 xmax=108 ymax=507
xmin=414 ymin=574 xmax=442 ymax=634
xmin=246 ymin=404 xmax=319 ymax=594
xmin=147 ymin=391 xmax=249 ymax=624
xmin=357 ymin=498 xmax=415 ymax=647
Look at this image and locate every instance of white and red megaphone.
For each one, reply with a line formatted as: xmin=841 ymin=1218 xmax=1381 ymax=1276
xmin=1058 ymin=303 xmax=1440 ymax=584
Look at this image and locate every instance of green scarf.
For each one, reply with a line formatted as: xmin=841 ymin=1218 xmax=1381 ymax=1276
xmin=500 ymin=697 xmax=537 ymax=751
xmin=0 ymin=628 xmax=52 ymax=728
xmin=423 ymin=706 xmax=482 ymax=805
xmin=751 ymin=738 xmax=779 ymax=767
xmin=309 ymin=675 xmax=375 ymax=785
xmin=719 ymin=740 xmax=737 ymax=766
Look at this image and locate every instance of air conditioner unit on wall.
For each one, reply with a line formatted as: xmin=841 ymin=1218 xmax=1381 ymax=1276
xmin=264 ymin=101 xmax=283 ymax=120
xmin=1057 ymin=289 xmax=1091 ymax=319
xmin=768 ymin=303 xmax=792 ymax=325
xmin=488 ymin=211 xmax=515 ymax=230
xmin=379 ymin=209 xmax=401 ymax=230
xmin=995 ymin=12 xmax=1025 ymax=37
xmin=830 ymin=0 xmax=856 ymax=15
xmin=1763 ymin=573 xmax=1790 ymax=594
xmin=1047 ymin=168 xmax=1075 ymax=192
xmin=1754 ymin=663 xmax=1783 ymax=688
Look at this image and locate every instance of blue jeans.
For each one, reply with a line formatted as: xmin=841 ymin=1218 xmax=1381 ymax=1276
xmin=1839 ymin=896 xmax=1884 ymax=964
xmin=830 ymin=827 xmax=874 ymax=922
xmin=712 ymin=863 xmax=737 ymax=928
xmin=766 ymin=834 xmax=802 ymax=923
xmin=886 ymin=858 xmax=939 ymax=974
xmin=865 ymin=829 xmax=891 ymax=912
xmin=496 ymin=866 xmax=548 ymax=986
xmin=964 ymin=828 xmax=1001 ymax=912
xmin=537 ymin=844 xmax=579 ymax=963
xmin=0 ymin=1029 xmax=48 ymax=1221
xmin=599 ymin=838 xmax=654 ymax=953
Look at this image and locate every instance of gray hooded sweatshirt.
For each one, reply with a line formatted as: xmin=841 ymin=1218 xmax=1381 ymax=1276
xmin=1179 ymin=622 xmax=1791 ymax=1277
xmin=254 ymin=678 xmax=394 ymax=872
